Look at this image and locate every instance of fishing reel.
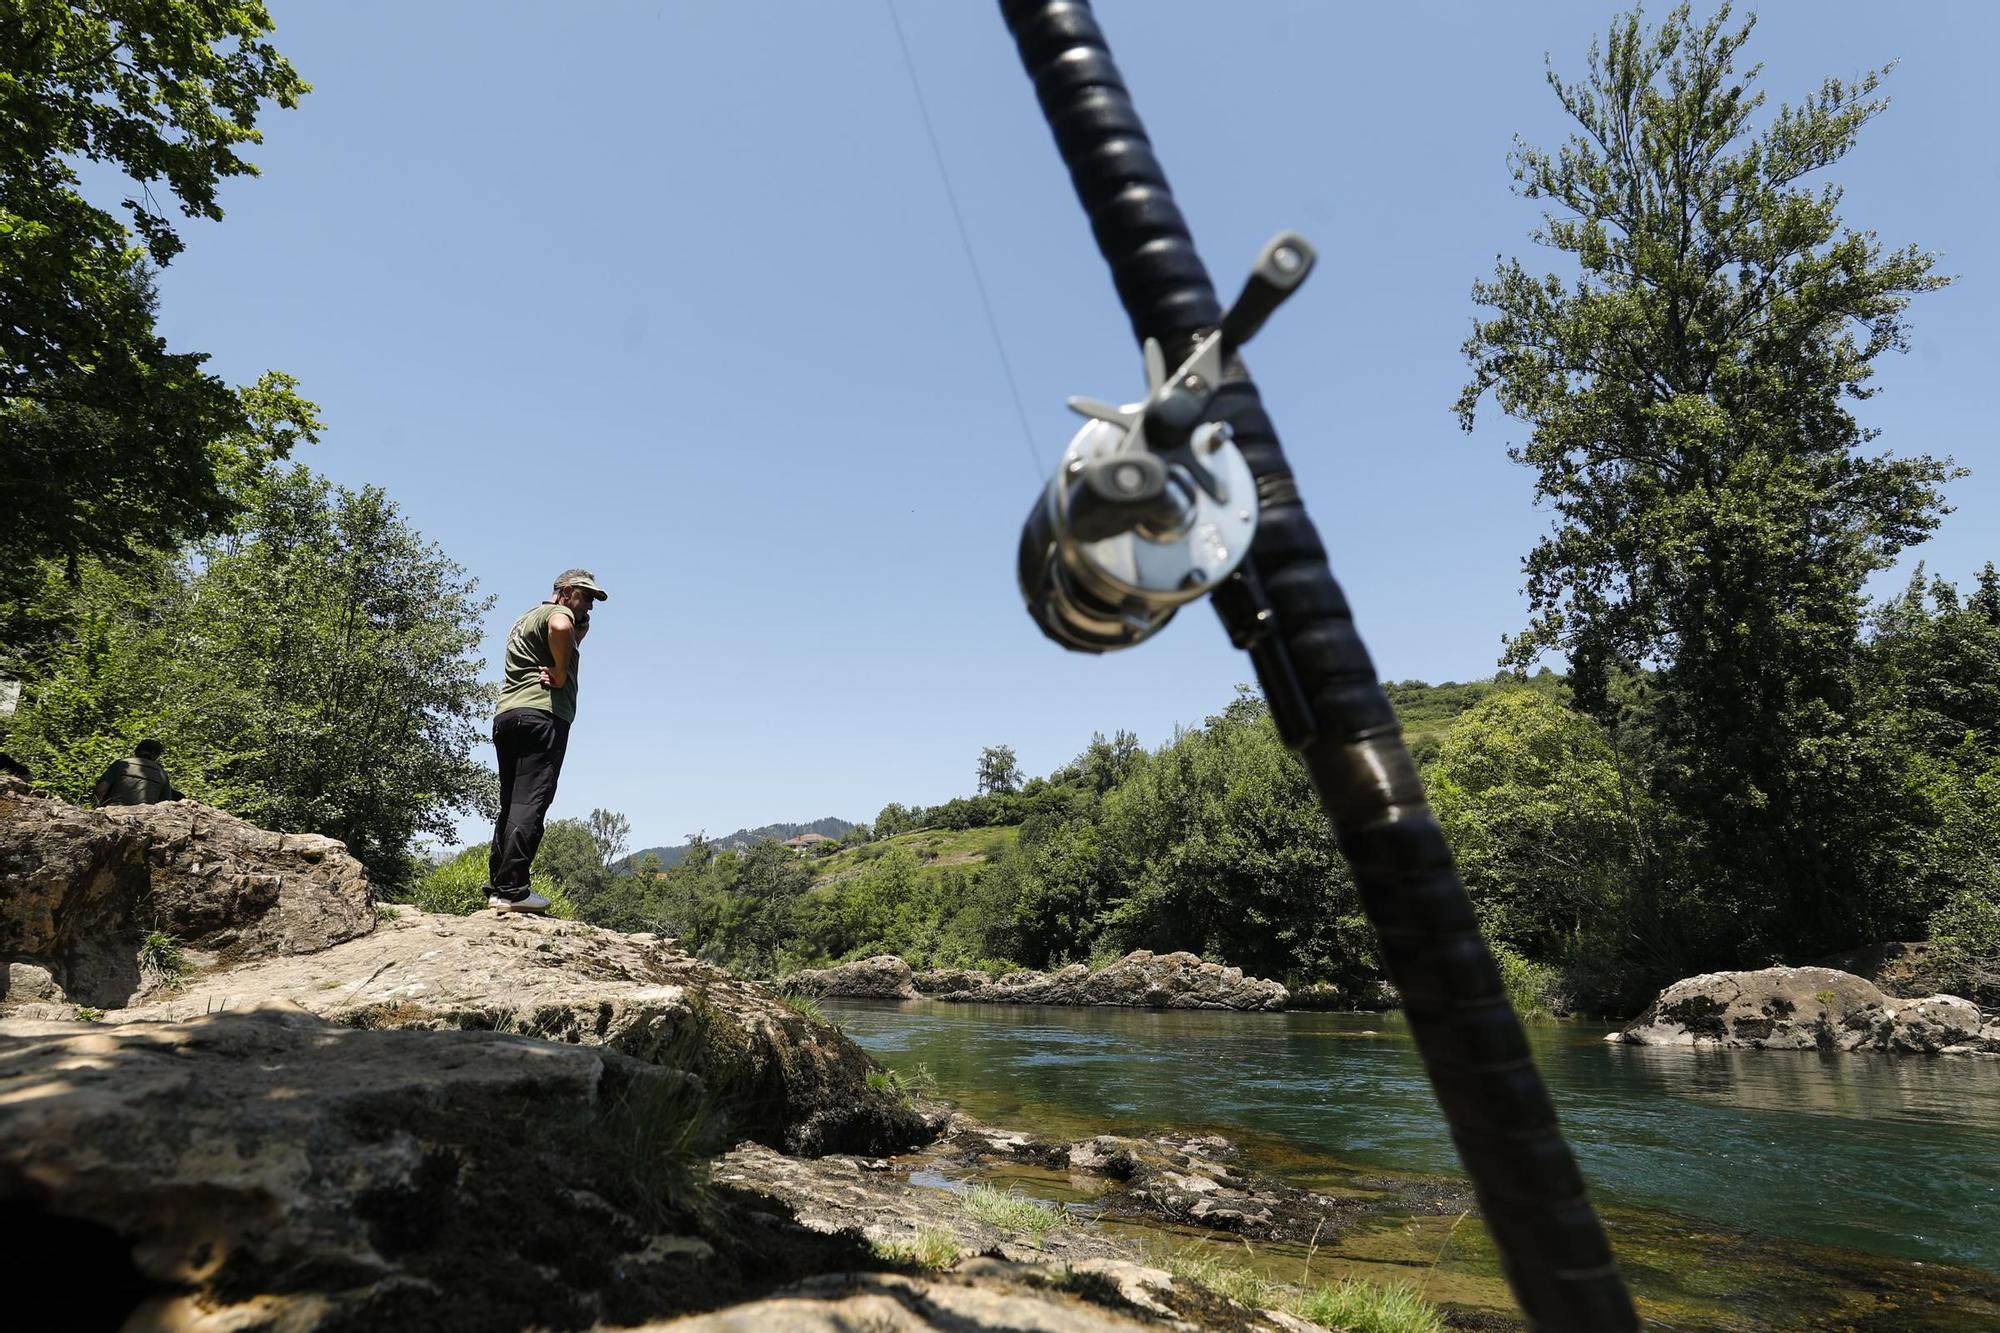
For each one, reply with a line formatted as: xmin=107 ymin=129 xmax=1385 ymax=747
xmin=1019 ymin=232 xmax=1317 ymax=652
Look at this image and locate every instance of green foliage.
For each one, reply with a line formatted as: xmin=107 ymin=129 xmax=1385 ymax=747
xmin=535 ymin=818 xmax=610 ymax=906
xmin=1 ymin=2 xmax=316 ymax=612
xmin=413 ymin=847 xmax=491 ymax=916
xmin=1489 ymin=942 xmax=1564 ymax=1021
xmin=6 ymin=467 xmax=497 ymax=885
xmin=1458 ymin=3 xmax=1959 ymax=967
xmin=1081 ymin=691 xmax=1374 ymax=984
xmin=71 ymin=1005 xmax=105 ymax=1023
xmin=1428 ymin=690 xmax=1633 ymax=959
xmin=411 ymin=845 xmax=571 ymax=919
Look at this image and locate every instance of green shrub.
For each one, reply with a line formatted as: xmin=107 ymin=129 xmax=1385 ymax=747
xmin=1490 ymin=940 xmax=1564 ymax=1020
xmin=411 ymin=846 xmax=573 ymax=919
xmin=413 ymin=847 xmax=489 ymax=914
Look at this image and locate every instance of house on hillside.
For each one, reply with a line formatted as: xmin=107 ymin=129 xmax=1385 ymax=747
xmin=783 ymin=832 xmax=833 ymax=854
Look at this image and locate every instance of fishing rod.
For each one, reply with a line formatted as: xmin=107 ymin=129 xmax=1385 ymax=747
xmin=1000 ymin=3 xmax=1637 ymax=1327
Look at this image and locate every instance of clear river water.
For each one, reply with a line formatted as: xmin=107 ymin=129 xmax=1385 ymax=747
xmin=826 ymin=999 xmax=2000 ymax=1330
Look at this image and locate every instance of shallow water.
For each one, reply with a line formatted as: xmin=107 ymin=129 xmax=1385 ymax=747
xmin=828 ymin=1000 xmax=2000 ymax=1329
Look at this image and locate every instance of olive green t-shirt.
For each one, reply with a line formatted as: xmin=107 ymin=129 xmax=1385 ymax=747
xmin=495 ymin=601 xmax=580 ymax=723
xmin=98 ymin=756 xmax=179 ymax=805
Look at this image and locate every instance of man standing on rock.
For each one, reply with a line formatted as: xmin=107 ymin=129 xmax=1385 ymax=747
xmin=487 ymin=569 xmax=608 ymax=914
xmin=93 ymin=739 xmax=183 ymax=806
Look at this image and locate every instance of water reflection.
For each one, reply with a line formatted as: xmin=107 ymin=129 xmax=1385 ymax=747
xmin=1606 ymin=1040 xmax=2000 ymax=1129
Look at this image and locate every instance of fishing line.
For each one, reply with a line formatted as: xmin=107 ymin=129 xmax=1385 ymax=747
xmin=884 ymin=0 xmax=1045 ymax=478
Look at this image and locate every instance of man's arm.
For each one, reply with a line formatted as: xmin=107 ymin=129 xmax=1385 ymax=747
xmin=540 ymin=611 xmax=576 ymax=688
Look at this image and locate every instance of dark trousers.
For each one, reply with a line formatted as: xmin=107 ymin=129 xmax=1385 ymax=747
xmin=489 ymin=708 xmax=571 ymax=895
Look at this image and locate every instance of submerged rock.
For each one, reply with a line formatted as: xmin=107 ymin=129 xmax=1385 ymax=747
xmin=0 ymin=775 xmax=372 ymax=1009
xmin=788 ymin=950 xmax=1287 ymax=1011
xmin=1610 ymin=966 xmax=2000 ymax=1055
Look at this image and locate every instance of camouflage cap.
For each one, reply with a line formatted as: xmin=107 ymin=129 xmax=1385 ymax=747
xmin=553 ymin=568 xmax=609 ymax=601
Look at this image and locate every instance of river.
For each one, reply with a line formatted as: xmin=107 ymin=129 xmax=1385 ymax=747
xmin=826 ymin=999 xmax=2000 ymax=1330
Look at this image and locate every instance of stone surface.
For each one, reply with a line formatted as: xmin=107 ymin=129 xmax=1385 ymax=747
xmin=0 ymin=1005 xmax=887 ymax=1331
xmin=1611 ymin=966 xmax=2000 ymax=1055
xmin=928 ymin=951 xmax=1288 ymax=1012
xmin=0 ymin=776 xmax=372 ymax=1007
xmin=116 ymin=908 xmax=936 ymax=1155
xmin=644 ymin=1259 xmax=1324 ymax=1333
xmin=789 ymin=950 xmax=1287 ymax=1011
xmin=782 ymin=952 xmax=919 ymax=1000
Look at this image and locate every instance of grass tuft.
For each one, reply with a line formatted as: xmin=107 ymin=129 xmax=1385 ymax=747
xmin=1164 ymin=1245 xmax=1445 ymax=1333
xmin=781 ymin=992 xmax=829 ymax=1026
xmin=72 ymin=1005 xmax=106 ymax=1023
xmin=870 ymin=1227 xmax=961 ymax=1271
xmin=962 ymin=1183 xmax=1063 ymax=1248
xmin=138 ymin=930 xmax=189 ymax=988
xmin=553 ymin=1071 xmax=729 ymax=1229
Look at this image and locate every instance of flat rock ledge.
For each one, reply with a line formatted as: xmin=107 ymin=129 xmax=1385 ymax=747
xmin=783 ymin=950 xmax=1289 ymax=1012
xmin=0 ymin=775 xmax=373 ymax=1009
xmin=1610 ymin=966 xmax=2000 ymax=1055
xmin=112 ymin=908 xmax=937 ymax=1156
xmin=0 ymin=1005 xmax=925 ymax=1331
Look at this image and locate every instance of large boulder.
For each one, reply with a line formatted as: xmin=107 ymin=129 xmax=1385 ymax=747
xmin=116 ymin=909 xmax=935 ymax=1155
xmin=0 ymin=1005 xmax=885 ymax=1331
xmin=912 ymin=952 xmax=1288 ymax=1012
xmin=782 ymin=953 xmax=919 ymax=1000
xmin=0 ymin=776 xmax=372 ymax=1008
xmin=783 ymin=952 xmax=1287 ymax=1011
xmin=1610 ymin=966 xmax=2000 ymax=1055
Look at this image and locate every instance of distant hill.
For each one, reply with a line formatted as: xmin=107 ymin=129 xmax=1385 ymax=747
xmin=625 ymin=816 xmax=855 ymax=870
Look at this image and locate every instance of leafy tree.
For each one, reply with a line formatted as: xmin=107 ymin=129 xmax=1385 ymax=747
xmin=1456 ymin=3 xmax=1956 ymax=961
xmin=1065 ymin=729 xmax=1143 ymax=793
xmin=587 ymin=808 xmax=632 ymax=867
xmin=2 ymin=1 xmax=316 ymax=610
xmin=1860 ymin=566 xmax=2000 ymax=986
xmin=535 ymin=819 xmax=608 ymax=903
xmin=6 ymin=466 xmax=496 ymax=884
xmin=976 ymin=744 xmax=1022 ymax=795
xmin=873 ymin=802 xmax=919 ymax=839
xmin=1428 ymin=690 xmax=1636 ymax=962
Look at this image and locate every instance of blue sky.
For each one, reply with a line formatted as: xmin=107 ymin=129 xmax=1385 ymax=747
xmin=140 ymin=2 xmax=1998 ymax=851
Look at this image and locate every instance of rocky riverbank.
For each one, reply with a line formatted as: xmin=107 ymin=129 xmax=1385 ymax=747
xmin=1610 ymin=965 xmax=2000 ymax=1055
xmin=0 ymin=778 xmax=1452 ymax=1330
xmin=781 ymin=950 xmax=1290 ymax=1011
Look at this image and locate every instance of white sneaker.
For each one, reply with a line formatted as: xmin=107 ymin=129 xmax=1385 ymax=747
xmin=487 ymin=890 xmax=551 ymax=914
